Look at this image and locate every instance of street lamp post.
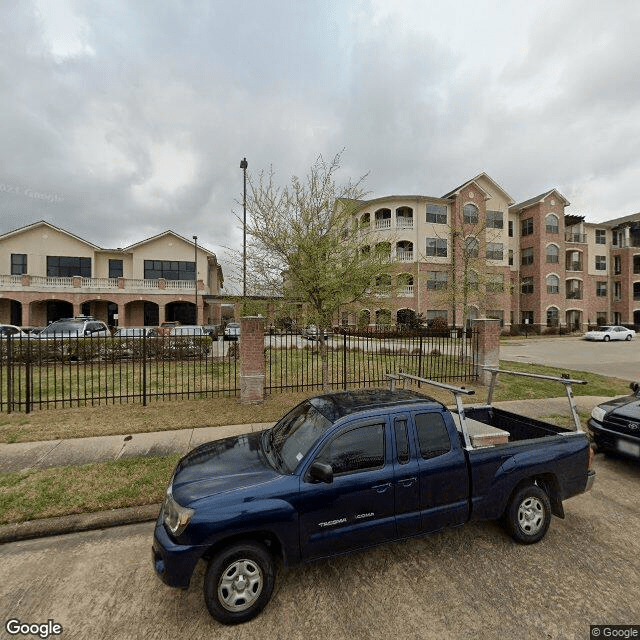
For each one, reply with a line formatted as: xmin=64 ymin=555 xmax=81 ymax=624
xmin=240 ymin=157 xmax=248 ymax=301
xmin=193 ymin=235 xmax=198 ymax=325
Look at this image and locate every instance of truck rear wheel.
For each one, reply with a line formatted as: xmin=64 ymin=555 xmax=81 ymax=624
xmin=505 ymin=484 xmax=551 ymax=544
xmin=204 ymin=542 xmax=275 ymax=625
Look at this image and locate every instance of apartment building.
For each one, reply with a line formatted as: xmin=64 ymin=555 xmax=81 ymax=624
xmin=340 ymin=173 xmax=640 ymax=333
xmin=0 ymin=221 xmax=224 ymax=327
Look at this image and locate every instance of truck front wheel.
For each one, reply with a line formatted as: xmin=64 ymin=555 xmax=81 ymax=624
xmin=505 ymin=484 xmax=551 ymax=544
xmin=204 ymin=542 xmax=275 ymax=625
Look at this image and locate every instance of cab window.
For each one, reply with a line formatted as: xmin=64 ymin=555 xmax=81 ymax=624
xmin=315 ymin=424 xmax=385 ymax=476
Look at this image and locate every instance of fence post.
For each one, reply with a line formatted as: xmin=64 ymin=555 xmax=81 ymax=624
xmin=7 ymin=334 xmax=13 ymax=414
xmin=342 ymin=331 xmax=347 ymax=390
xmin=240 ymin=316 xmax=265 ymax=404
xmin=472 ymin=318 xmax=501 ymax=385
xmin=142 ymin=331 xmax=147 ymax=406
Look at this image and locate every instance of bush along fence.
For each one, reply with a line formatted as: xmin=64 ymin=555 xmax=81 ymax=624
xmin=0 ymin=318 xmax=500 ymax=412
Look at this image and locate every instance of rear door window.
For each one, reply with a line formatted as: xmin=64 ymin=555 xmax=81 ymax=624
xmin=315 ymin=424 xmax=385 ymax=476
xmin=415 ymin=412 xmax=451 ymax=460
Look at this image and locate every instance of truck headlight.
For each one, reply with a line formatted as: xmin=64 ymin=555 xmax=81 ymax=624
xmin=590 ymin=406 xmax=607 ymax=423
xmin=162 ymin=487 xmax=195 ymax=537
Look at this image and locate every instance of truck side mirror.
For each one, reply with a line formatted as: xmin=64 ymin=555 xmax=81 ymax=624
xmin=630 ymin=382 xmax=640 ymax=395
xmin=308 ymin=461 xmax=333 ymax=484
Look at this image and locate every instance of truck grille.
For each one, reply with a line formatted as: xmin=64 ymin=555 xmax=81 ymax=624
xmin=603 ymin=414 xmax=640 ymax=438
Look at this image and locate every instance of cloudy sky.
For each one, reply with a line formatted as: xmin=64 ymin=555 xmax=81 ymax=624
xmin=1 ymin=0 xmax=639 ymax=290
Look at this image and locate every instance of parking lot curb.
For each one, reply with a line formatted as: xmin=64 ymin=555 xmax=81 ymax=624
xmin=0 ymin=503 xmax=161 ymax=544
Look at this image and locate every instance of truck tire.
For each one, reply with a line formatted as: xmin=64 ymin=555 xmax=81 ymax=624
xmin=505 ymin=484 xmax=551 ymax=544
xmin=204 ymin=542 xmax=275 ymax=625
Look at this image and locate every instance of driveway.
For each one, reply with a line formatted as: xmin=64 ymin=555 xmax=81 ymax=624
xmin=1 ymin=455 xmax=638 ymax=640
xmin=500 ymin=336 xmax=640 ymax=381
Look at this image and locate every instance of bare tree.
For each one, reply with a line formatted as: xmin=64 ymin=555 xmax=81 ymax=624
xmin=229 ymin=152 xmax=392 ymax=389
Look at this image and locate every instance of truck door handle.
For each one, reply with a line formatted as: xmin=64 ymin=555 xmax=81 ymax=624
xmin=398 ymin=478 xmax=416 ymax=488
xmin=372 ymin=482 xmax=391 ymax=493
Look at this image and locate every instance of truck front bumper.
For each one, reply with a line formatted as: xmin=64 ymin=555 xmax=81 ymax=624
xmin=152 ymin=519 xmax=208 ymax=590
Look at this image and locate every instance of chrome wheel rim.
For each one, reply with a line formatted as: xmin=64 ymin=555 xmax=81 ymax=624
xmin=218 ymin=559 xmax=264 ymax=612
xmin=517 ymin=497 xmax=545 ymax=535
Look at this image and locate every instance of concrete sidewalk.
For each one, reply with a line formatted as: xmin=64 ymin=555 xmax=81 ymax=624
xmin=0 ymin=395 xmax=613 ymax=543
xmin=0 ymin=395 xmax=613 ymax=474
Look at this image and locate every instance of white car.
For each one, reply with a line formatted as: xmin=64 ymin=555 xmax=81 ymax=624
xmin=0 ymin=324 xmax=31 ymax=339
xmin=223 ymin=322 xmax=241 ymax=341
xmin=583 ymin=325 xmax=636 ymax=342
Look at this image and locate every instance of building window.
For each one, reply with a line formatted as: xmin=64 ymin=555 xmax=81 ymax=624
xmin=47 ymin=256 xmax=91 ymax=278
xmin=521 ymin=218 xmax=534 ymax=236
xmin=426 ymin=204 xmax=447 ymax=224
xmin=521 ymin=276 xmax=534 ymax=294
xmin=426 ymin=310 xmax=448 ymax=323
xmin=614 ymin=255 xmax=622 ymax=275
xmin=546 ymin=245 xmax=559 ymax=263
xmin=463 ymin=204 xmax=479 ymax=224
xmin=425 ymin=238 xmax=447 ymax=257
xmin=487 ymin=274 xmax=504 ymax=292
xmin=11 ymin=254 xmax=27 ymax=275
xmin=109 ymin=259 xmax=123 ymax=278
xmin=614 ymin=281 xmax=622 ymax=301
xmin=522 ymin=311 xmax=534 ymax=325
xmin=567 ymin=280 xmax=583 ymax=300
xmin=486 ymin=242 xmax=503 ymax=260
xmin=143 ymin=260 xmax=196 ymax=281
xmin=487 ymin=210 xmax=503 ymax=229
xmin=547 ymin=307 xmax=559 ymax=327
xmin=595 ymin=229 xmax=607 ymax=244
xmin=596 ymin=281 xmax=607 ymax=297
xmin=508 ymin=249 xmax=513 ymax=266
xmin=464 ymin=237 xmax=479 ymax=258
xmin=521 ymin=247 xmax=534 ymax=266
xmin=634 ymin=283 xmax=640 ymax=301
xmin=427 ymin=271 xmax=448 ymax=290
xmin=546 ymin=275 xmax=559 ymax=294
xmin=545 ymin=214 xmax=559 ymax=234
xmin=634 ymin=255 xmax=640 ymax=274
xmin=467 ymin=271 xmax=479 ymax=291
xmin=596 ymin=312 xmax=608 ymax=325
xmin=508 ymin=220 xmax=514 ymax=237
xmin=595 ymin=255 xmax=607 ymax=271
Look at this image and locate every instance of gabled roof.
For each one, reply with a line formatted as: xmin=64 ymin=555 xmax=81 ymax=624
xmin=442 ymin=173 xmax=515 ymax=205
xmin=0 ymin=220 xmax=102 ymax=249
xmin=123 ymin=230 xmax=218 ymax=258
xmin=600 ymin=211 xmax=640 ymax=228
xmin=510 ymin=189 xmax=570 ymax=214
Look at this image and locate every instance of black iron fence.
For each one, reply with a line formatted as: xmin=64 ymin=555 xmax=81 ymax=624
xmin=0 ymin=334 xmax=239 ymax=412
xmin=0 ymin=329 xmax=478 ymax=412
xmin=265 ymin=329 xmax=478 ymax=393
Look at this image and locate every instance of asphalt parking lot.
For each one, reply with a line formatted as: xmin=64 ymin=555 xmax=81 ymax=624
xmin=500 ymin=335 xmax=640 ymax=381
xmin=1 ymin=454 xmax=638 ymax=640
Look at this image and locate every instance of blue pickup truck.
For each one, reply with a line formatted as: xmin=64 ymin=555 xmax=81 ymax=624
xmin=152 ymin=370 xmax=595 ymax=624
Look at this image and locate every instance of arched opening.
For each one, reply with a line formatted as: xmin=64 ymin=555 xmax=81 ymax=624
xmin=374 ymin=208 xmax=392 ymax=230
xmin=396 ymin=241 xmax=414 ymax=262
xmin=165 ymin=301 xmax=196 ymax=325
xmin=375 ymin=308 xmax=392 ymax=328
xmin=358 ymin=309 xmax=371 ymax=328
xmin=396 ymin=206 xmax=413 ymax=229
xmin=396 ymin=308 xmax=417 ymax=330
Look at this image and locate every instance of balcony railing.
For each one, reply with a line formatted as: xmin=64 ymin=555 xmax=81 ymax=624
xmin=396 ymin=250 xmax=414 ymax=262
xmin=565 ymin=233 xmax=586 ymax=243
xmin=396 ymin=217 xmax=414 ymax=229
xmin=566 ymin=262 xmax=582 ymax=271
xmin=397 ymin=285 xmax=414 ymax=297
xmin=566 ymin=290 xmax=583 ymax=299
xmin=375 ymin=218 xmax=392 ymax=230
xmin=0 ymin=274 xmax=204 ymax=294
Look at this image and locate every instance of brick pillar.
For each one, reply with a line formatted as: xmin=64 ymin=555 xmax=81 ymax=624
xmin=472 ymin=318 xmax=501 ymax=385
xmin=240 ymin=316 xmax=265 ymax=404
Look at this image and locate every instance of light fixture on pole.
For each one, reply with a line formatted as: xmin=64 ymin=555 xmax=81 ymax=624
xmin=240 ymin=157 xmax=248 ymax=299
xmin=192 ymin=235 xmax=198 ymax=325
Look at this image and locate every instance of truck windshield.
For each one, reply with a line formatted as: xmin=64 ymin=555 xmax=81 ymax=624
xmin=270 ymin=402 xmax=332 ymax=473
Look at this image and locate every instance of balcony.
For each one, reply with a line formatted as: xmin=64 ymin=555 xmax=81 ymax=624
xmin=566 ymin=290 xmax=583 ymax=300
xmin=565 ymin=232 xmax=586 ymax=243
xmin=398 ymin=285 xmax=414 ymax=297
xmin=396 ymin=250 xmax=414 ymax=262
xmin=566 ymin=261 xmax=583 ymax=272
xmin=396 ymin=217 xmax=414 ymax=229
xmin=375 ymin=218 xmax=392 ymax=230
xmin=0 ymin=274 xmax=205 ymax=295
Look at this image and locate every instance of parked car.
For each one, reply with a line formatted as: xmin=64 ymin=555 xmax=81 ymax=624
xmin=0 ymin=324 xmax=31 ymax=339
xmin=37 ymin=317 xmax=110 ymax=338
xmin=169 ymin=325 xmax=208 ymax=337
xmin=113 ymin=327 xmax=158 ymax=338
xmin=583 ymin=325 xmax=635 ymax=341
xmin=223 ymin=322 xmax=240 ymax=340
xmin=303 ymin=324 xmax=328 ymax=340
xmin=152 ymin=370 xmax=595 ymax=624
xmin=589 ymin=382 xmax=640 ymax=459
